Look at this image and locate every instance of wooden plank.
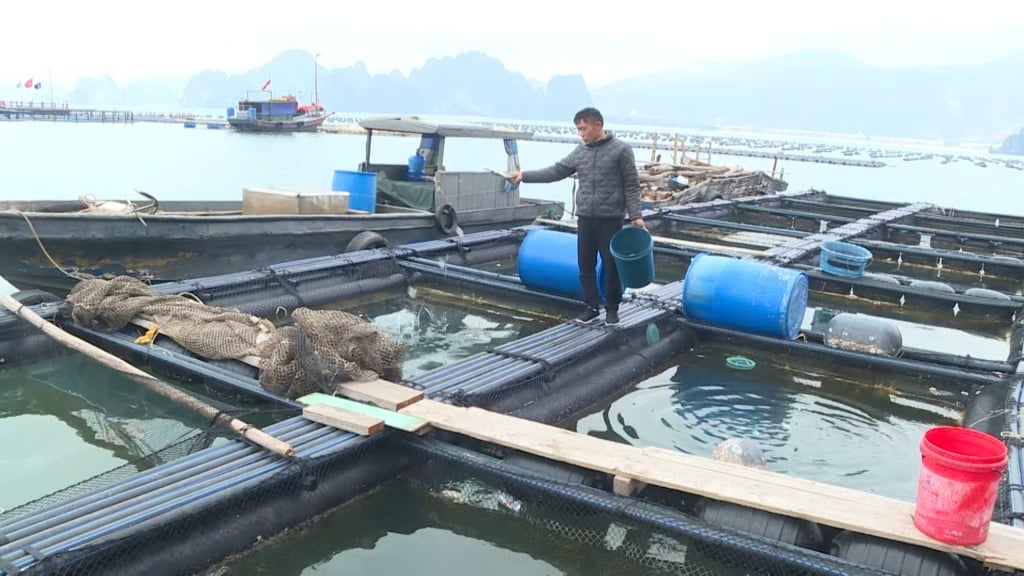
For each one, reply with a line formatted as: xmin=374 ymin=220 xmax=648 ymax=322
xmin=336 ymin=379 xmax=424 ymax=411
xmin=302 ymin=403 xmax=384 ymax=436
xmin=299 ymin=393 xmax=430 ymax=434
xmin=612 ymin=475 xmax=646 ymax=497
xmin=399 ymin=399 xmax=1024 ymax=572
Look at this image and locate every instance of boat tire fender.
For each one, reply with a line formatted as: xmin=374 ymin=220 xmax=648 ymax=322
xmin=435 ymin=203 xmax=458 ymax=235
xmin=345 ymin=231 xmax=389 ymax=253
xmin=701 ymin=191 xmax=723 ymax=202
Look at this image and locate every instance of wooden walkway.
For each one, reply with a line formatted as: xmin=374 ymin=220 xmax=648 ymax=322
xmin=301 ymin=380 xmax=1024 ymax=573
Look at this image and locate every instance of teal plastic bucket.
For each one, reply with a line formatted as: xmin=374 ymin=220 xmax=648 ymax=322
xmin=610 ymin=226 xmax=655 ymax=289
xmin=331 ymin=170 xmax=377 ymax=213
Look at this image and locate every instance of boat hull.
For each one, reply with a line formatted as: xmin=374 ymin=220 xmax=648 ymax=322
xmin=227 ymin=113 xmax=330 ymax=133
xmin=0 ymin=199 xmax=563 ymax=294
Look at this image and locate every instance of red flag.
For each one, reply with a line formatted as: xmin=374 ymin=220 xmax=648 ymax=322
xmin=24 ymin=78 xmax=32 ymax=88
xmin=261 ymin=79 xmax=271 ymax=90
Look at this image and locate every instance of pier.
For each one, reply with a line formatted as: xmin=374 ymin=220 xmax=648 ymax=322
xmin=0 ymin=102 xmax=134 ymax=123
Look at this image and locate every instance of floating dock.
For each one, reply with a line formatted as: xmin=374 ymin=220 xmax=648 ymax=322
xmin=0 ymin=189 xmax=1021 ymax=575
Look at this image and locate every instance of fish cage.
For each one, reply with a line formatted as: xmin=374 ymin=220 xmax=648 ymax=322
xmin=0 ymin=190 xmax=1021 ymax=576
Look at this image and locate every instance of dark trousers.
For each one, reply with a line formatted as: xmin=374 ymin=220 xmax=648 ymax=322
xmin=577 ymin=216 xmax=623 ymax=311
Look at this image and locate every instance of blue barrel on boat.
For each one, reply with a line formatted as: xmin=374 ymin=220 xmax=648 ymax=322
xmin=518 ymin=229 xmax=613 ymax=302
xmin=610 ymin=226 xmax=655 ymax=288
xmin=681 ymin=253 xmax=808 ymax=340
xmin=407 ymin=152 xmax=425 ymax=181
xmin=331 ymin=170 xmax=378 ymax=213
xmin=226 ymin=107 xmax=235 ymax=117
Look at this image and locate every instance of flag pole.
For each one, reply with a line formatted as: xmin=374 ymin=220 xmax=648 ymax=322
xmin=48 ymin=69 xmax=54 ymax=107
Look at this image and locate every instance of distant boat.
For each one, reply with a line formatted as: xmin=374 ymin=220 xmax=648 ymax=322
xmin=227 ymin=93 xmax=331 ymax=133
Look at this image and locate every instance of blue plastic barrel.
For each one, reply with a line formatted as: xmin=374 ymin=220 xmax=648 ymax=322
xmin=331 ymin=170 xmax=378 ymax=213
xmin=407 ymin=152 xmax=425 ymax=181
xmin=517 ymin=229 xmax=613 ymax=302
xmin=183 ymin=121 xmax=196 ymax=129
xmin=610 ymin=226 xmax=655 ymax=288
xmin=681 ymin=253 xmax=808 ymax=339
xmin=226 ymin=107 xmax=235 ymax=117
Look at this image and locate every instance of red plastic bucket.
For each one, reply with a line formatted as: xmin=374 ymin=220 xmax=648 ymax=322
xmin=913 ymin=426 xmax=1008 ymax=546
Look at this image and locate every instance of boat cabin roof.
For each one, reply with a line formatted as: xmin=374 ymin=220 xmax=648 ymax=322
xmin=358 ymin=116 xmax=533 ymax=140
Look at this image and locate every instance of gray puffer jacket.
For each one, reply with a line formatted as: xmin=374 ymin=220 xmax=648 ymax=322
xmin=522 ymin=135 xmax=642 ymax=220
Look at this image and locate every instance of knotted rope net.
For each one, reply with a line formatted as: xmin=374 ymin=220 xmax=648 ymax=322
xmin=64 ymin=276 xmax=406 ymax=399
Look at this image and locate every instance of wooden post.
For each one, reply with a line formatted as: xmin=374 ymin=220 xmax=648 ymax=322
xmin=771 ymin=157 xmax=779 ymax=178
xmin=672 ymin=133 xmax=678 ymax=164
xmin=707 ymin=141 xmax=712 ymax=165
xmin=650 ymin=133 xmax=658 ymax=162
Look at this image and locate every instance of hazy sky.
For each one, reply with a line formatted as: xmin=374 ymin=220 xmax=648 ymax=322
xmin=2 ymin=0 xmax=1022 ymax=90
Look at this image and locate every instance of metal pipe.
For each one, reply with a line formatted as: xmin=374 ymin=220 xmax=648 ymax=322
xmin=0 ymin=418 xmax=314 ymax=536
xmin=0 ymin=423 xmax=337 ymax=557
xmin=8 ymin=428 xmax=361 ymax=572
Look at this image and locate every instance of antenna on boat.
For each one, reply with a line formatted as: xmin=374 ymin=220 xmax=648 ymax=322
xmin=313 ymin=52 xmax=321 ymax=109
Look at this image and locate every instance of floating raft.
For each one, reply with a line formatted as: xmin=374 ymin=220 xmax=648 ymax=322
xmin=1 ymin=189 xmax=1022 ymax=576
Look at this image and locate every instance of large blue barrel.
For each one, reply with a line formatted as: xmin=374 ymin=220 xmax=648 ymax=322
xmin=682 ymin=253 xmax=808 ymax=339
xmin=610 ymin=226 xmax=655 ymax=288
xmin=331 ymin=170 xmax=378 ymax=213
xmin=226 ymin=106 xmax=235 ymax=117
xmin=518 ymin=229 xmax=611 ymax=302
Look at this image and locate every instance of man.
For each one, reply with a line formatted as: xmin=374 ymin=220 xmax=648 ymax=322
xmin=510 ymin=107 xmax=644 ymax=326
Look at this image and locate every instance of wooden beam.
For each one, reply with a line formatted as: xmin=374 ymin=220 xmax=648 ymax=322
xmin=399 ymin=398 xmax=1024 ymax=572
xmin=337 ymin=379 xmax=424 ymax=411
xmin=299 ymin=393 xmax=430 ymax=434
xmin=302 ymin=403 xmax=384 ymax=436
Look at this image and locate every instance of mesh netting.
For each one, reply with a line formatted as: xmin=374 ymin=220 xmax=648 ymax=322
xmin=63 ymin=276 xmax=406 ymax=399
xmin=0 ymin=429 xmax=217 ymax=525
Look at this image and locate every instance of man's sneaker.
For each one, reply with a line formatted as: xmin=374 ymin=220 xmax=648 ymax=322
xmin=575 ymin=306 xmax=600 ymax=324
xmin=605 ymin=309 xmax=620 ymax=326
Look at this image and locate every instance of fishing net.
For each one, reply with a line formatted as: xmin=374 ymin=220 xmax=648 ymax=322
xmin=63 ymin=276 xmax=406 ymax=399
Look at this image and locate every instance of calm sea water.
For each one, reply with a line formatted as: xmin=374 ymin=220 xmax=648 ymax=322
xmin=1 ymin=118 xmax=1023 ymax=573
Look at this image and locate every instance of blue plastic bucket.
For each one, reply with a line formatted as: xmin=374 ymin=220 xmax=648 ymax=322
xmin=819 ymin=241 xmax=872 ymax=278
xmin=682 ymin=253 xmax=808 ymax=340
xmin=331 ymin=170 xmax=377 ymax=213
xmin=610 ymin=226 xmax=655 ymax=289
xmin=518 ymin=229 xmax=614 ymax=302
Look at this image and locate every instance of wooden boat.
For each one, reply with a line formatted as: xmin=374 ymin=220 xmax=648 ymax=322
xmin=0 ymin=117 xmax=564 ymax=293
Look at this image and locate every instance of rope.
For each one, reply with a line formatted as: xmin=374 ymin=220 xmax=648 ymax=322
xmin=1002 ymin=430 xmax=1024 ymax=446
xmin=15 ymin=210 xmax=93 ymax=282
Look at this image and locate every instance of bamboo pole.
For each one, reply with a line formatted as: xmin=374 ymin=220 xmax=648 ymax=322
xmin=672 ymin=133 xmax=678 ymax=164
xmin=0 ymin=292 xmax=295 ymax=458
xmin=535 ymin=219 xmax=764 ymax=256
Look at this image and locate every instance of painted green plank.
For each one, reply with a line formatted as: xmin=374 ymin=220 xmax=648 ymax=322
xmin=299 ymin=392 xmax=429 ymax=433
